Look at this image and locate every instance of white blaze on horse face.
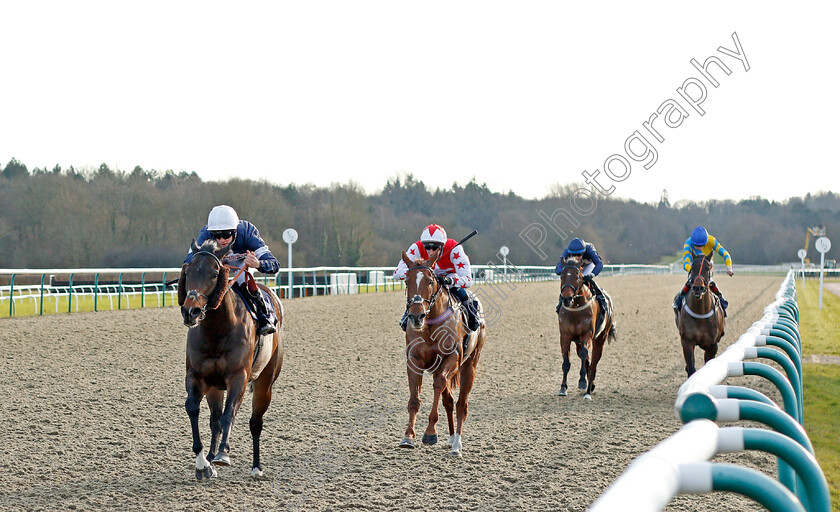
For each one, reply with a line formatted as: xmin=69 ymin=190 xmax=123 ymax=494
xmin=415 ymin=272 xmax=424 ymax=291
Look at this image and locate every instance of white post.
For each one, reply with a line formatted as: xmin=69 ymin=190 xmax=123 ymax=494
xmin=288 ymin=242 xmax=293 ymax=299
xmin=798 ymin=248 xmax=807 ymax=289
xmin=815 ymin=237 xmax=831 ymax=310
xmin=282 ymin=228 xmax=299 ymax=300
xmin=499 ymin=246 xmax=509 ymax=280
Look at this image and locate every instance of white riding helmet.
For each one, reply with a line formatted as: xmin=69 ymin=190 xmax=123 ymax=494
xmin=207 ymin=205 xmax=239 ymax=231
xmin=420 ymin=224 xmax=447 ymax=244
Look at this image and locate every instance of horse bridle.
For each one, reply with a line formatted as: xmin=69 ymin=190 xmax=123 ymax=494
xmin=560 ymin=263 xmax=585 ymax=303
xmin=406 ymin=265 xmax=446 ymax=314
xmin=184 ymin=250 xmax=241 ymax=314
xmin=690 ymin=256 xmax=712 ymax=297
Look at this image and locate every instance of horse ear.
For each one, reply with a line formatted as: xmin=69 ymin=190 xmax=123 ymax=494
xmin=177 ymin=264 xmax=188 ymax=306
xmin=402 ymin=251 xmax=412 ymax=266
xmin=428 ymin=252 xmax=440 ymax=267
xmin=191 ymin=239 xmax=200 ymax=254
xmin=217 ymin=243 xmax=232 ymax=259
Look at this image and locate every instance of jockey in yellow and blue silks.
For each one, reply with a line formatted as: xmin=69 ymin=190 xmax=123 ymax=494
xmin=673 ymin=226 xmax=734 ymax=314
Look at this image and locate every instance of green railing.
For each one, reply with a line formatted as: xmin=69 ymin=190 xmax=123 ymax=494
xmin=1 ymin=263 xmax=670 ymax=318
xmin=590 ymin=270 xmax=830 ymax=512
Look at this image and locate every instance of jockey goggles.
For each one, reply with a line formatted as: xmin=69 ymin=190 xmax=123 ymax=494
xmin=423 ymin=242 xmax=443 ymax=251
xmin=211 ymin=229 xmax=236 ymax=240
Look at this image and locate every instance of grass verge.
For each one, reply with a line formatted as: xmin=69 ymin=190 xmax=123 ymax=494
xmin=803 ymin=363 xmax=840 ymax=511
xmin=799 ymin=277 xmax=840 ymax=510
xmin=797 ymin=278 xmax=840 ymax=356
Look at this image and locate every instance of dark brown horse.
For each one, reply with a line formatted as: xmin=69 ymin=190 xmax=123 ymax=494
xmin=398 ymin=252 xmax=486 ymax=457
xmin=675 ymin=253 xmax=725 ymax=377
xmin=178 ymin=239 xmax=284 ymax=480
xmin=557 ymin=256 xmax=615 ymax=399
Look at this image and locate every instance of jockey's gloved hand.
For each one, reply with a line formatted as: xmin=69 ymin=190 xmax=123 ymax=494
xmin=439 ymin=276 xmax=454 ymax=286
xmin=583 ymin=274 xmax=594 ymax=283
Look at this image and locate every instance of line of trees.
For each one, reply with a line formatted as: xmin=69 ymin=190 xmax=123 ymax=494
xmin=1 ymin=158 xmax=837 ymax=269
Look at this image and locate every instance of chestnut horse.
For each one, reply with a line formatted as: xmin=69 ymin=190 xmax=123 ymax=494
xmin=398 ymin=252 xmax=486 ymax=457
xmin=557 ymin=256 xmax=615 ymax=399
xmin=675 ymin=253 xmax=725 ymax=377
xmin=178 ymin=239 xmax=284 ymax=480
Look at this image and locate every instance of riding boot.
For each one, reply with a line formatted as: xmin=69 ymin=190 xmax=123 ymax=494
xmin=673 ymin=282 xmax=690 ymax=311
xmin=250 ymin=289 xmax=276 ymax=336
xmin=460 ymin=297 xmax=480 ymax=333
xmin=399 ymin=309 xmax=409 ymax=332
xmin=710 ymin=282 xmax=728 ymax=316
xmin=672 ymin=292 xmax=685 ymax=311
xmin=585 ymin=277 xmax=608 ymax=321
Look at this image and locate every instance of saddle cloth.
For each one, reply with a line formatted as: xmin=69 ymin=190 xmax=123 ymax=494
xmin=231 ymin=287 xmax=278 ymax=327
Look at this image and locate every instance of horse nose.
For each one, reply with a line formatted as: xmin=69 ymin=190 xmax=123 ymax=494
xmin=181 ymin=306 xmax=202 ymax=324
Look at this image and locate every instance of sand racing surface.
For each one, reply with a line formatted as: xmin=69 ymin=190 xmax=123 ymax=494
xmin=1 ymin=274 xmax=787 ymax=511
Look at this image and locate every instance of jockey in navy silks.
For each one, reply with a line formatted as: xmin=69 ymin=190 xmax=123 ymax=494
xmin=555 ymin=238 xmax=607 ymax=315
xmin=185 ymin=205 xmax=280 ymax=336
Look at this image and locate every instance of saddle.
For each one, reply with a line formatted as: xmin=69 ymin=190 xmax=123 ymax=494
xmin=231 ymin=286 xmax=278 ymax=329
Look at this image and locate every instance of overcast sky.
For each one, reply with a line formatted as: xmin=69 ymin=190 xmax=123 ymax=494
xmin=1 ymin=1 xmax=837 ymax=203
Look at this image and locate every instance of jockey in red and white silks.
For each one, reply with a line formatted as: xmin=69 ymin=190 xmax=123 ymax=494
xmin=394 ymin=224 xmax=480 ymax=332
xmin=394 ymin=225 xmax=473 ymax=289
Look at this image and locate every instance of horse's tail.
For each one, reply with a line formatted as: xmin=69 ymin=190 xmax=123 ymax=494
xmin=449 ymin=367 xmax=460 ymax=392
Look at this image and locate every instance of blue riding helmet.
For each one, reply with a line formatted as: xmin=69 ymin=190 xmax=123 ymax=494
xmin=690 ymin=226 xmax=708 ymax=246
xmin=567 ymin=238 xmax=586 ymax=254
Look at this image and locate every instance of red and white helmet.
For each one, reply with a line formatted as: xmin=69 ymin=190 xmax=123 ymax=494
xmin=420 ymin=224 xmax=447 ymax=244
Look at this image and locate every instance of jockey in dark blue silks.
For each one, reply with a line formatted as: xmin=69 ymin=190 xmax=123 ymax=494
xmin=185 ymin=205 xmax=280 ymax=336
xmin=555 ymin=238 xmax=607 ymax=315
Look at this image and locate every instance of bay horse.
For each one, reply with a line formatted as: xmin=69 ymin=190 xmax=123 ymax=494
xmin=178 ymin=239 xmax=284 ymax=480
xmin=557 ymin=256 xmax=615 ymax=399
xmin=398 ymin=252 xmax=486 ymax=457
xmin=675 ymin=253 xmax=725 ymax=377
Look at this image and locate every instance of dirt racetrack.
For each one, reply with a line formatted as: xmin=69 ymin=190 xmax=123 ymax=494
xmin=1 ymin=274 xmax=788 ymax=511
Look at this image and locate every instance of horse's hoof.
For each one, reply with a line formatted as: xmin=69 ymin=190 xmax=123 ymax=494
xmin=584 ymin=394 xmax=592 ymax=401
xmin=212 ymin=453 xmax=231 ymax=466
xmin=250 ymin=466 xmax=265 ymax=478
xmin=449 ymin=449 xmax=462 ymax=458
xmin=557 ymin=388 xmax=567 ymax=396
xmin=578 ymin=382 xmax=587 ymax=391
xmin=399 ymin=437 xmax=416 ymax=449
xmin=422 ymin=433 xmax=438 ymax=445
xmin=196 ymin=465 xmax=217 ymax=480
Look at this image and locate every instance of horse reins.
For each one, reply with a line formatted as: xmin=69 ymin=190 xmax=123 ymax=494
xmin=186 ymin=250 xmax=247 ymax=311
xmin=406 ymin=265 xmax=451 ymax=322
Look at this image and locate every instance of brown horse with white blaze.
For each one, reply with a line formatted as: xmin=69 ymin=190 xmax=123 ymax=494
xmin=675 ymin=253 xmax=725 ymax=377
xmin=399 ymin=252 xmax=486 ymax=457
xmin=179 ymin=239 xmax=284 ymax=480
xmin=557 ymin=256 xmax=616 ymax=399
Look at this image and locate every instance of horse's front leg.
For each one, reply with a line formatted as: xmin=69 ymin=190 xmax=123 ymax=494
xmin=703 ymin=340 xmax=719 ymax=363
xmin=577 ymin=337 xmax=591 ymax=392
xmin=682 ymin=338 xmax=697 ymax=377
xmin=559 ymin=334 xmax=572 ymax=396
xmin=213 ymin=369 xmax=248 ymax=466
xmin=426 ymin=353 xmax=458 ymax=446
xmin=205 ymin=388 xmax=224 ymax=462
xmin=400 ymin=364 xmax=423 ymax=448
xmin=185 ymin=370 xmax=216 ymax=480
